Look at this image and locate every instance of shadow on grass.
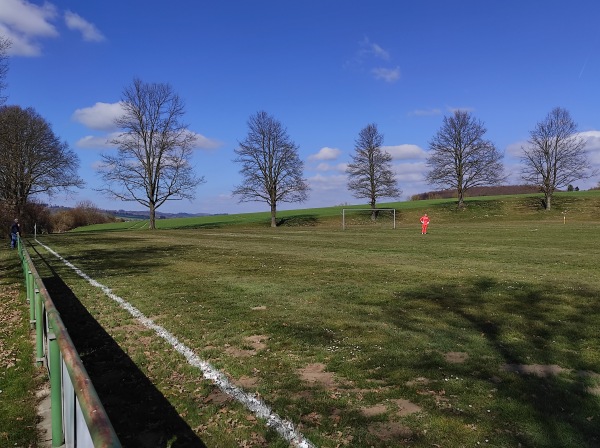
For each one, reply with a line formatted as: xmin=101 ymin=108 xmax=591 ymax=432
xmin=30 ymin=247 xmax=206 ymax=448
xmin=38 ymin=235 xmax=190 ymax=277
xmin=390 ymin=277 xmax=600 ymax=447
xmin=277 ymin=214 xmax=319 ymax=227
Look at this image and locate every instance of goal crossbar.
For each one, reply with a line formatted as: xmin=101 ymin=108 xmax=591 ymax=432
xmin=342 ymin=208 xmax=396 ymax=230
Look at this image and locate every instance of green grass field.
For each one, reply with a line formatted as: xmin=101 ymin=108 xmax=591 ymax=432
xmin=0 ymin=249 xmax=41 ymax=447
xmin=9 ymin=192 xmax=600 ymax=447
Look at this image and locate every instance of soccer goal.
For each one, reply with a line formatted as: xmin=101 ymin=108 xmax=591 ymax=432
xmin=342 ymin=208 xmax=396 ymax=230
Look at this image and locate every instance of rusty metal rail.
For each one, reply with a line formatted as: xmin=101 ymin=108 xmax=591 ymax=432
xmin=18 ymin=237 xmax=121 ymax=448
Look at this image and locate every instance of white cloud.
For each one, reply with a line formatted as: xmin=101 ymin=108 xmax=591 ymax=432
xmin=190 ymin=132 xmax=222 ymax=150
xmin=72 ymin=102 xmax=221 ymax=149
xmin=315 ymin=162 xmax=347 ymax=172
xmin=383 ymin=144 xmax=427 ymax=160
xmin=359 ymin=37 xmax=390 ymax=61
xmin=372 ymin=66 xmax=400 ymax=83
xmin=308 ymin=146 xmax=342 ymax=161
xmin=308 ymin=173 xmax=347 ymax=191
xmin=410 ymin=108 xmax=442 ymax=116
xmin=0 ymin=0 xmax=58 ymax=56
xmin=505 ymin=140 xmax=528 ymax=158
xmin=76 ymin=133 xmax=120 ymax=149
xmin=72 ymin=102 xmax=124 ymax=131
xmin=580 ymin=130 xmax=600 ymax=150
xmin=64 ymin=10 xmax=105 ymax=42
xmin=0 ymin=2 xmax=105 ymax=56
xmin=580 ymin=130 xmax=600 ymax=166
xmin=393 ymin=161 xmax=428 ymax=180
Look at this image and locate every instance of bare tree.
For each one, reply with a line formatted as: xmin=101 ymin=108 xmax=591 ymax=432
xmin=426 ymin=110 xmax=504 ymax=208
xmin=0 ymin=106 xmax=83 ymax=217
xmin=521 ymin=107 xmax=594 ymax=210
xmin=233 ymin=111 xmax=309 ymax=227
xmin=346 ymin=123 xmax=401 ymax=219
xmin=99 ymin=78 xmax=205 ymax=229
xmin=0 ymin=36 xmax=10 ymax=105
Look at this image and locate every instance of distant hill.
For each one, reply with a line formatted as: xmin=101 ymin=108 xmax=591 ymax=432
xmin=48 ymin=205 xmax=218 ymax=220
xmin=109 ymin=209 xmax=219 ymax=220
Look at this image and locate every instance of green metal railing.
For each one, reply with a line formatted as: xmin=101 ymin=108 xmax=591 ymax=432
xmin=19 ymin=237 xmax=121 ymax=448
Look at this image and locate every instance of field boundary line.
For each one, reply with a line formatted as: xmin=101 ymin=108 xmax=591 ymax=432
xmin=35 ymin=239 xmax=315 ymax=448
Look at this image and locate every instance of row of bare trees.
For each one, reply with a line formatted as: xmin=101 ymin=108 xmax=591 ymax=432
xmin=27 ymin=81 xmax=599 ymax=232
xmin=424 ymin=108 xmax=595 ymax=210
xmin=343 ymin=107 xmax=595 ymax=217
xmin=0 ymin=30 xmax=595 ymax=231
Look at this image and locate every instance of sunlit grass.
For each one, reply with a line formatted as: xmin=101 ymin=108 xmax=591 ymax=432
xmin=0 ymin=250 xmax=41 ymax=446
xmin=72 ymin=190 xmax=600 ymax=233
xmin=27 ymin=207 xmax=600 ymax=447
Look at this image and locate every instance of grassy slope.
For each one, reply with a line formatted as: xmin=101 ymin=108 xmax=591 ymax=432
xmin=73 ymin=190 xmax=600 ymax=232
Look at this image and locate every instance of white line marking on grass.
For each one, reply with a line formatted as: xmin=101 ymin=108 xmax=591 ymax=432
xmin=37 ymin=239 xmax=315 ymax=448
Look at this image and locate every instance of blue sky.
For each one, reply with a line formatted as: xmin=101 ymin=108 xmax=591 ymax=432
xmin=2 ymin=0 xmax=600 ymax=214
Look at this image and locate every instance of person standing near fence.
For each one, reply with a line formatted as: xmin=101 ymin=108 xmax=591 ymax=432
xmin=420 ymin=213 xmax=430 ymax=234
xmin=10 ymin=218 xmax=21 ymax=249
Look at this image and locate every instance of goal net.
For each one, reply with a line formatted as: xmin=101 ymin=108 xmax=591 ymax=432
xmin=342 ymin=208 xmax=396 ymax=230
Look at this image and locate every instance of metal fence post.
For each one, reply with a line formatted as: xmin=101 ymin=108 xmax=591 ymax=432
xmin=35 ymin=288 xmax=44 ymax=365
xmin=28 ymin=271 xmax=35 ymax=328
xmin=48 ymin=330 xmax=64 ymax=447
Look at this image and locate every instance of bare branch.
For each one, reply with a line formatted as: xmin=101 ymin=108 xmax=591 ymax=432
xmin=346 ymin=123 xmax=402 ymax=214
xmin=98 ymin=78 xmax=205 ymax=228
xmin=521 ymin=107 xmax=594 ymax=210
xmin=0 ymin=105 xmax=83 ymax=215
xmin=426 ymin=110 xmax=504 ymax=207
xmin=233 ymin=111 xmax=309 ymax=227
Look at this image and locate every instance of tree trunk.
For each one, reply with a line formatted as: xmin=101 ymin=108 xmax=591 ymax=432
xmin=544 ymin=192 xmax=552 ymax=210
xmin=457 ymin=187 xmax=465 ymax=208
xmin=270 ymin=203 xmax=277 ymax=228
xmin=149 ymin=203 xmax=156 ymax=230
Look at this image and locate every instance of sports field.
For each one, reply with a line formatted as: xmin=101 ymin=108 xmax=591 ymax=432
xmin=19 ymin=193 xmax=599 ymax=447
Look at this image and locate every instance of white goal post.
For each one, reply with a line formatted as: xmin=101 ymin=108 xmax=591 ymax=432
xmin=342 ymin=208 xmax=396 ymax=230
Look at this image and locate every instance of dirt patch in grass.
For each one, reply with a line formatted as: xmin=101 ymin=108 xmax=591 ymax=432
xmin=244 ymin=335 xmax=268 ymax=350
xmin=361 ymin=403 xmax=387 ymax=417
xmin=406 ymin=377 xmax=430 ymax=387
xmin=203 ymin=387 xmax=232 ymax=405
xmin=225 ymin=347 xmax=256 ymax=357
xmin=225 ymin=335 xmax=268 ymax=358
xmin=235 ymin=376 xmax=259 ymax=389
xmin=362 ymin=398 xmax=422 ymax=418
xmin=444 ymin=351 xmax=469 ymax=363
xmin=368 ymin=422 xmax=413 ymax=442
xmin=298 ymin=363 xmax=337 ymax=388
xmin=391 ymin=398 xmax=422 ymax=416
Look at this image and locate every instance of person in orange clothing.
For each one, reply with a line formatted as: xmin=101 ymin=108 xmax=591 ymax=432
xmin=420 ymin=213 xmax=430 ymax=234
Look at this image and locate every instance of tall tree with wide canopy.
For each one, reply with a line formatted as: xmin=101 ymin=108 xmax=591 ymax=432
xmin=99 ymin=78 xmax=204 ymax=229
xmin=233 ymin=111 xmax=309 ymax=228
xmin=426 ymin=110 xmax=504 ymax=208
xmin=346 ymin=123 xmax=401 ymax=219
xmin=521 ymin=107 xmax=594 ymax=210
xmin=0 ymin=105 xmax=83 ymax=216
